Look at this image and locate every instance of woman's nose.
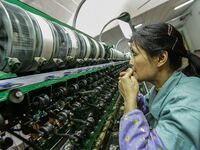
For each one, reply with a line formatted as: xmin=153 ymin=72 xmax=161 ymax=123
xmin=129 ymin=58 xmax=134 ymax=66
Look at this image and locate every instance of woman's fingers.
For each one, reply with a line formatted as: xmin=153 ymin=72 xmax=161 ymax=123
xmin=119 ymin=68 xmax=133 ymax=80
xmin=118 ymin=80 xmax=125 ymax=96
xmin=123 ymin=68 xmax=133 ymax=78
xmin=119 ymin=71 xmax=126 ymax=77
xmin=118 ymin=68 xmax=135 ymax=100
xmin=130 ymin=76 xmax=139 ymax=92
xmin=130 ymin=76 xmax=137 ymax=82
xmin=119 ymin=68 xmax=132 ymax=77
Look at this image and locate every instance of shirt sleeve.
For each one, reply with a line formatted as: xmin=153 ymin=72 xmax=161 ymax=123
xmin=137 ymin=93 xmax=149 ymax=114
xmin=119 ymin=109 xmax=166 ymax=150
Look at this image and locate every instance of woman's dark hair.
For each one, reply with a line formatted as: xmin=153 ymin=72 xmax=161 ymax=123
xmin=130 ymin=23 xmax=200 ymax=77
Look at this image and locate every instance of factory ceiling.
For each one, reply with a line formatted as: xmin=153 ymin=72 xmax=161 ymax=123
xmin=21 ymin=0 xmax=194 ymax=37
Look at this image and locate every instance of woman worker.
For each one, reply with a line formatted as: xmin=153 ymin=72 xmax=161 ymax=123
xmin=118 ymin=23 xmax=200 ymax=150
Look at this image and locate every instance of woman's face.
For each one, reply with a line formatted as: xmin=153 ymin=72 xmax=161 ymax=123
xmin=129 ymin=44 xmax=158 ymax=82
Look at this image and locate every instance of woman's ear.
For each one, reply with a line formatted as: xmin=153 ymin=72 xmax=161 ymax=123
xmin=156 ymin=51 xmax=168 ymax=67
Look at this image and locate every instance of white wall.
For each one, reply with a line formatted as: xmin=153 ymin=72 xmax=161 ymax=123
xmin=182 ymin=0 xmax=200 ymax=51
xmin=96 ymin=0 xmax=200 ymax=53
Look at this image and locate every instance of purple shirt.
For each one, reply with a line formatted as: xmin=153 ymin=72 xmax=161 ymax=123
xmin=119 ymin=109 xmax=166 ymax=150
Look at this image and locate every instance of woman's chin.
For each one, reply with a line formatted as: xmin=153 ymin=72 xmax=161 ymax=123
xmin=133 ymin=73 xmax=143 ymax=81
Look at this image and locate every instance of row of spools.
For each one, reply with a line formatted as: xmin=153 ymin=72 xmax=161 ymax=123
xmin=0 ymin=1 xmax=128 ymax=73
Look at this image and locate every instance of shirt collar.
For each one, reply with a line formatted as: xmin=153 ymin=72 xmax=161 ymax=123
xmin=149 ymin=71 xmax=184 ymax=119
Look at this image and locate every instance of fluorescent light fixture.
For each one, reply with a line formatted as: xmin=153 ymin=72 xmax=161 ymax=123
xmin=118 ymin=20 xmax=133 ymax=39
xmin=174 ymin=0 xmax=194 ymax=10
xmin=99 ymin=12 xmax=132 ymax=41
xmin=134 ymin=24 xmax=143 ymax=29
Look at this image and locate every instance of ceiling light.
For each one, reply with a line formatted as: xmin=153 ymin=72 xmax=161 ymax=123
xmin=174 ymin=0 xmax=194 ymax=10
xmin=134 ymin=24 xmax=142 ymax=29
xmin=118 ymin=20 xmax=133 ymax=39
xmin=99 ymin=12 xmax=133 ymax=41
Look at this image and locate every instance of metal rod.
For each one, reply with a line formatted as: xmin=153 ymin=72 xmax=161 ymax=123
xmin=99 ymin=18 xmax=118 ymax=42
xmin=72 ymin=0 xmax=87 ymax=28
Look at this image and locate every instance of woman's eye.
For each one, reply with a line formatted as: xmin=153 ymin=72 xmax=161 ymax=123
xmin=131 ymin=52 xmax=137 ymax=57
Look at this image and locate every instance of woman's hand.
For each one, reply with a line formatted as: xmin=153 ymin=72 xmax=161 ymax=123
xmin=118 ymin=68 xmax=139 ymax=113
